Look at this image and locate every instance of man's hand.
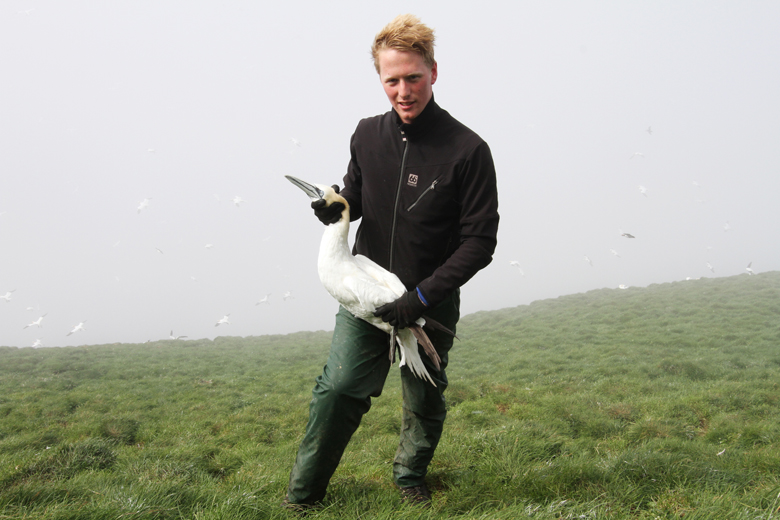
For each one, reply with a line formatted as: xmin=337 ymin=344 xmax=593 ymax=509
xmin=311 ymin=185 xmax=344 ymax=225
xmin=374 ymin=290 xmax=427 ymax=329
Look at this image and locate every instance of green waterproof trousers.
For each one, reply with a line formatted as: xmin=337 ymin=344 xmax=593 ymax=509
xmin=286 ymin=290 xmax=460 ymax=505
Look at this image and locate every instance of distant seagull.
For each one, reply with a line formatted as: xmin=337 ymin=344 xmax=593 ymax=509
xmin=630 ymin=152 xmax=645 ymax=159
xmin=290 ymin=137 xmax=302 ymax=147
xmin=706 ymin=262 xmax=715 ymax=274
xmin=621 ymin=233 xmax=635 ymax=239
xmin=646 ymin=126 xmax=652 ymax=135
xmin=232 ymin=196 xmax=246 ymax=207
xmin=283 ymin=291 xmax=294 ymax=301
xmin=256 ymin=293 xmax=271 ymax=305
xmin=67 ymin=321 xmax=86 ymax=336
xmin=746 ymin=262 xmax=754 ymax=275
xmin=509 ymin=260 xmax=524 ymax=275
xmin=638 ymin=185 xmax=648 ymax=197
xmin=609 ymin=249 xmax=621 ymax=258
xmin=618 ymin=284 xmax=628 ymax=290
xmin=137 ymin=198 xmax=152 ymax=214
xmin=584 ymin=255 xmax=593 ymax=267
xmin=23 ymin=313 xmax=47 ymax=329
xmin=215 ymin=315 xmax=230 ymax=327
xmin=1 ymin=289 xmax=16 ymax=303
xmin=205 ymin=243 xmax=214 ymax=249
xmin=31 ymin=339 xmax=43 ymax=348
xmin=169 ymin=330 xmax=187 ymax=340
xmin=155 ymin=247 xmax=164 ymax=255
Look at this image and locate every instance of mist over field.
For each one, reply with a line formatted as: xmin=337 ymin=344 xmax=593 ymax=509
xmin=2 ymin=2 xmax=779 ymax=348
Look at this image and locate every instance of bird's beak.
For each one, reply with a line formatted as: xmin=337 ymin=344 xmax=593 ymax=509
xmin=285 ymin=175 xmax=324 ymax=201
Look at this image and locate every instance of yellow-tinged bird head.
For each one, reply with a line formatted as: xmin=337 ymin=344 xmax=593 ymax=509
xmin=285 ymin=175 xmax=349 ymax=213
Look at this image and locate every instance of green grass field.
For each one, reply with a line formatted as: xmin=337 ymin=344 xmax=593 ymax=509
xmin=2 ymin=272 xmax=779 ymax=519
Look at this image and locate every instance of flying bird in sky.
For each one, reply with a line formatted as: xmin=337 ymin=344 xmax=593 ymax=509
xmin=584 ymin=255 xmax=593 ymax=267
xmin=67 ymin=321 xmax=86 ymax=336
xmin=232 ymin=196 xmax=246 ymax=207
xmin=746 ymin=262 xmax=754 ymax=275
xmin=609 ymin=249 xmax=621 ymax=258
xmin=1 ymin=289 xmax=16 ymax=303
xmin=23 ymin=313 xmax=47 ymax=329
xmin=283 ymin=291 xmax=294 ymax=301
xmin=509 ymin=260 xmax=524 ymax=275
xmin=256 ymin=293 xmax=271 ymax=305
xmin=706 ymin=262 xmax=715 ymax=273
xmin=31 ymin=339 xmax=43 ymax=348
xmin=638 ymin=185 xmax=648 ymax=197
xmin=286 ymin=175 xmax=446 ymax=386
xmin=137 ymin=198 xmax=151 ymax=214
xmin=621 ymin=233 xmax=635 ymax=239
xmin=169 ymin=330 xmax=187 ymax=340
xmin=630 ymin=152 xmax=645 ymax=159
xmin=215 ymin=315 xmax=230 ymax=327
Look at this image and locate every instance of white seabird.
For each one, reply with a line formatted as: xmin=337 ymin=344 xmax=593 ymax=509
xmin=137 ymin=198 xmax=151 ymax=214
xmin=1 ymin=289 xmax=15 ymax=303
xmin=746 ymin=262 xmax=754 ymax=275
xmin=638 ymin=185 xmax=648 ymax=197
xmin=609 ymin=249 xmax=621 ymax=258
xmin=232 ymin=196 xmax=246 ymax=207
xmin=23 ymin=313 xmax=47 ymax=329
xmin=584 ymin=255 xmax=593 ymax=267
xmin=215 ymin=315 xmax=230 ymax=327
xmin=509 ymin=260 xmax=524 ymax=275
xmin=706 ymin=262 xmax=715 ymax=273
xmin=256 ymin=293 xmax=271 ymax=305
xmin=286 ymin=175 xmax=444 ymax=386
xmin=169 ymin=330 xmax=187 ymax=340
xmin=67 ymin=321 xmax=86 ymax=336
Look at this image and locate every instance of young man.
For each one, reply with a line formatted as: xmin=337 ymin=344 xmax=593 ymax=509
xmin=286 ymin=14 xmax=499 ymax=509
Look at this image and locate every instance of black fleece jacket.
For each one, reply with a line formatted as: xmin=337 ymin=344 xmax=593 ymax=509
xmin=340 ymin=98 xmax=499 ymax=307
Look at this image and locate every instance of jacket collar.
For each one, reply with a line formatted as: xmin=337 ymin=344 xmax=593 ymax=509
xmin=393 ymin=95 xmax=442 ymax=139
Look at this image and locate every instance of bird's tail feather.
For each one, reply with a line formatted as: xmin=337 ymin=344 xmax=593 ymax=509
xmin=422 ymin=315 xmax=458 ymax=339
xmin=409 ymin=325 xmax=442 ymax=370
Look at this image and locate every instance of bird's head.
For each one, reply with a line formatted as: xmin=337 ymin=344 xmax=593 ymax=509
xmin=285 ymin=175 xmax=349 ymax=214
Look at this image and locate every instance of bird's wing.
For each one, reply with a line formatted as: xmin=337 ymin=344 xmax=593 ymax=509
xmin=341 ymin=275 xmax=398 ymax=317
xmin=352 ymin=254 xmax=406 ymax=296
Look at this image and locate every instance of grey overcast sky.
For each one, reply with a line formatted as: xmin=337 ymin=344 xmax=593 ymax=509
xmin=2 ymin=1 xmax=779 ymax=348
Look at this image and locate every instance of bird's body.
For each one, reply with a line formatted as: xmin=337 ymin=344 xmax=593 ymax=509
xmin=509 ymin=260 xmax=524 ymax=275
xmin=137 ymin=198 xmax=151 ymax=214
xmin=286 ymin=175 xmax=441 ymax=386
xmin=169 ymin=330 xmax=187 ymax=340
xmin=746 ymin=262 xmax=754 ymax=275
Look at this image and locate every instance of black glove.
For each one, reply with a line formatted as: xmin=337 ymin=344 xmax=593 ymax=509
xmin=374 ymin=290 xmax=427 ymax=329
xmin=311 ymin=185 xmax=344 ymax=225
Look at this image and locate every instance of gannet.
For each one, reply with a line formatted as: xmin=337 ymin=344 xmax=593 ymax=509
xmin=584 ymin=255 xmax=593 ymax=267
xmin=23 ymin=313 xmax=47 ymax=329
xmin=1 ymin=289 xmax=15 ymax=303
xmin=137 ymin=198 xmax=151 ymax=214
xmin=609 ymin=249 xmax=621 ymax=258
xmin=286 ymin=175 xmax=443 ymax=386
xmin=215 ymin=315 xmax=230 ymax=327
xmin=509 ymin=260 xmax=524 ymax=275
xmin=232 ymin=196 xmax=246 ymax=207
xmin=706 ymin=262 xmax=715 ymax=273
xmin=67 ymin=321 xmax=86 ymax=336
xmin=746 ymin=262 xmax=754 ymax=275
xmin=169 ymin=330 xmax=187 ymax=340
xmin=256 ymin=293 xmax=271 ymax=305
xmin=283 ymin=291 xmax=294 ymax=301
xmin=621 ymin=233 xmax=635 ymax=239
xmin=638 ymin=185 xmax=648 ymax=197
xmin=31 ymin=339 xmax=43 ymax=348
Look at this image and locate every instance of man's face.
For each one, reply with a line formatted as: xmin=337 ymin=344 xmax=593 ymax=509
xmin=377 ymin=49 xmax=437 ymax=124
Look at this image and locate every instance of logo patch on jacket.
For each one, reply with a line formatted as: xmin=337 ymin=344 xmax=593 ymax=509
xmin=407 ymin=174 xmax=418 ymax=187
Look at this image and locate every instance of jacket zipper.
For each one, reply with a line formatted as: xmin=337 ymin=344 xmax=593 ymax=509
xmin=406 ymin=179 xmax=439 ymax=212
xmin=389 ymin=130 xmax=409 ymax=272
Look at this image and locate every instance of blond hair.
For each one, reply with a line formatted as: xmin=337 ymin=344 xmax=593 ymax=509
xmin=371 ymin=14 xmax=435 ymax=73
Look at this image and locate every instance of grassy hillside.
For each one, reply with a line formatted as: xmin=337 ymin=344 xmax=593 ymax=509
xmin=1 ymin=272 xmax=779 ymax=519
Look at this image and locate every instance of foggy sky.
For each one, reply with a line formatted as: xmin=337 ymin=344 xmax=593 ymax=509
xmin=2 ymin=1 xmax=779 ymax=348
